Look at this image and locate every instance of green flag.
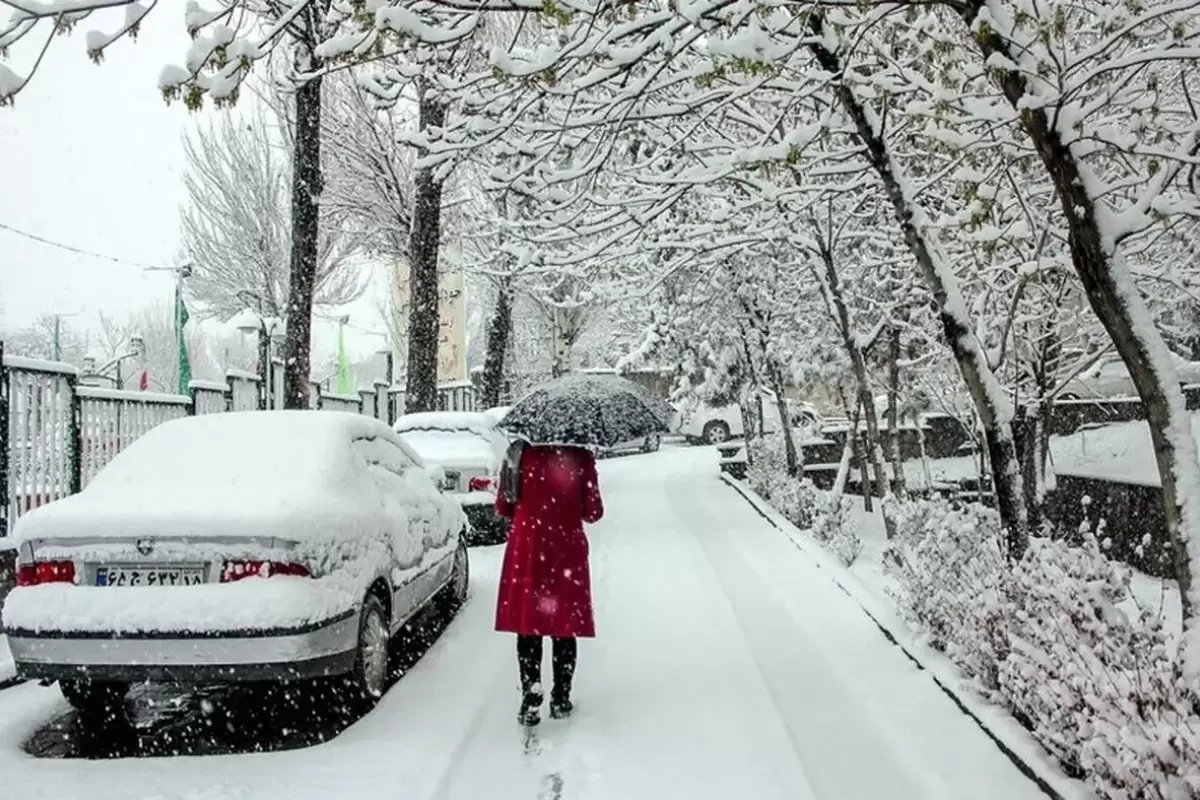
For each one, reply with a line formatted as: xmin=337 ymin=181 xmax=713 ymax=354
xmin=336 ymin=321 xmax=352 ymax=395
xmin=176 ymin=284 xmax=191 ymax=395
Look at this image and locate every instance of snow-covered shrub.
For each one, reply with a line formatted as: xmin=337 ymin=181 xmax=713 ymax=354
xmin=812 ymin=492 xmax=861 ymax=567
xmin=889 ymin=497 xmax=1200 ymax=798
xmin=996 ymin=532 xmax=1200 ymax=797
xmin=884 ymin=496 xmax=1008 ymax=687
xmin=746 ymin=435 xmax=861 ymax=565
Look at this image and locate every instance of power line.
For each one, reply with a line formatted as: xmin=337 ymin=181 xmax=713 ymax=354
xmin=0 ymin=221 xmax=168 ymax=271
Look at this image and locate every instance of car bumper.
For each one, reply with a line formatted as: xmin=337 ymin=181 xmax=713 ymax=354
xmin=6 ymin=610 xmax=359 ymax=684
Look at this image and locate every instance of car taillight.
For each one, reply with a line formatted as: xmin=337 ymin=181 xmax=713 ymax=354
xmin=17 ymin=560 xmax=76 ymax=586
xmin=469 ymin=476 xmax=494 ymax=492
xmin=220 ymin=560 xmax=310 ymax=582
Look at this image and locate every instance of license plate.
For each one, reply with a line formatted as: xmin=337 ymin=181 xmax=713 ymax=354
xmin=95 ymin=565 xmax=206 ymax=587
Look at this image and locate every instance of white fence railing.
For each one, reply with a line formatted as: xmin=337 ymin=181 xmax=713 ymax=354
xmin=0 ymin=343 xmax=477 ymax=534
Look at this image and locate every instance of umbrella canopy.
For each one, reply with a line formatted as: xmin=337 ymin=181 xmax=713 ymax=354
xmin=498 ymin=374 xmax=671 ymax=448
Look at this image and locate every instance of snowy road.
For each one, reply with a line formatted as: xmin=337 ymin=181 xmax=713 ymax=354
xmin=0 ymin=446 xmax=1045 ymax=800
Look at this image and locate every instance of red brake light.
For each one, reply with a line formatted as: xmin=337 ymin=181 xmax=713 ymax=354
xmin=17 ymin=560 xmax=76 ymax=586
xmin=469 ymin=476 xmax=494 ymax=492
xmin=220 ymin=560 xmax=310 ymax=582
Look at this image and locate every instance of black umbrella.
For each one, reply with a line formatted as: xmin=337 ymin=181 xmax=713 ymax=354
xmin=497 ymin=373 xmax=672 ymax=448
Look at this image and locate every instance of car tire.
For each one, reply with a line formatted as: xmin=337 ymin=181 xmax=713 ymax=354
xmin=702 ymin=421 xmax=731 ymax=445
xmin=440 ymin=538 xmax=471 ymax=616
xmin=60 ymin=679 xmax=128 ymax=718
xmin=345 ymin=593 xmax=390 ymax=710
xmin=643 ymin=433 xmax=662 ymax=453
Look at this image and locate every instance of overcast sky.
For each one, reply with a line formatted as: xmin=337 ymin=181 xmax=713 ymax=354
xmin=0 ymin=6 xmax=386 ymax=364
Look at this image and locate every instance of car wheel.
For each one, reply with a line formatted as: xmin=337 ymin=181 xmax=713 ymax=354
xmin=346 ymin=593 xmax=390 ymax=709
xmin=441 ymin=538 xmax=471 ymax=616
xmin=643 ymin=433 xmax=662 ymax=453
xmin=702 ymin=421 xmax=731 ymax=445
xmin=60 ymin=679 xmax=128 ymax=719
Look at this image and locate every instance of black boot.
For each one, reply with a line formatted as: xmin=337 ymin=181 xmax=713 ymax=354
xmin=549 ymin=637 xmax=576 ymax=719
xmin=520 ymin=683 xmax=544 ymax=726
xmin=516 ymin=636 xmax=544 ymax=726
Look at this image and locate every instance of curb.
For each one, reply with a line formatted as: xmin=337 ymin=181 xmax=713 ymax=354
xmin=720 ymin=473 xmax=1092 ymax=800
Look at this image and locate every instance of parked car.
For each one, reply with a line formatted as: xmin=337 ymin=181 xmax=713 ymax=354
xmin=1059 ymin=352 xmax=1200 ymax=400
xmin=394 ymin=411 xmax=511 ymax=545
xmin=2 ymin=411 xmax=469 ymax=716
xmin=677 ymin=389 xmax=821 ymax=445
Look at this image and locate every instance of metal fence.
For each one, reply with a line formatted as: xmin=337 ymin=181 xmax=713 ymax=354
xmin=0 ymin=342 xmax=478 ymax=536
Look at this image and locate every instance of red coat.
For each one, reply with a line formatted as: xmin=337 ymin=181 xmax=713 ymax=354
xmin=495 ymin=445 xmax=604 ymax=638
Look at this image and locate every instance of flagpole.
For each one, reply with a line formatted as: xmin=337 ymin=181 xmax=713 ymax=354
xmin=145 ymin=263 xmax=192 ymax=395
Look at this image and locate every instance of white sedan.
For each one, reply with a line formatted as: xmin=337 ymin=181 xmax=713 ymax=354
xmin=1 ymin=411 xmax=468 ymax=716
xmin=395 ymin=411 xmax=510 ymax=545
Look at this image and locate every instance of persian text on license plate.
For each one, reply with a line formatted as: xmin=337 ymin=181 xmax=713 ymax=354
xmin=96 ymin=566 xmax=206 ymax=587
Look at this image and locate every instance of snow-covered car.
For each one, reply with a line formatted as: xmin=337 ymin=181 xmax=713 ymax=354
xmin=677 ymin=389 xmax=821 ymax=445
xmin=481 ymin=405 xmax=512 ymax=429
xmin=394 ymin=411 xmax=511 ymax=545
xmin=1059 ymin=352 xmax=1200 ymax=400
xmin=2 ymin=411 xmax=469 ymax=716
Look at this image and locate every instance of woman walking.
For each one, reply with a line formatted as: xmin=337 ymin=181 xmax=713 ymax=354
xmin=495 ymin=440 xmax=604 ymax=726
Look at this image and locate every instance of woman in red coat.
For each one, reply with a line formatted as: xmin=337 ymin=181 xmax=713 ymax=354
xmin=495 ymin=441 xmax=604 ymax=726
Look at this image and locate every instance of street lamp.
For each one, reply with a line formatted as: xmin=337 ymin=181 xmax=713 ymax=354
xmin=82 ymin=336 xmax=143 ymax=389
xmin=231 ymin=308 xmax=284 ymax=409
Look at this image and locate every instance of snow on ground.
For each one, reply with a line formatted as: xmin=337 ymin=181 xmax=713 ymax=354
xmin=1049 ymin=414 xmax=1200 ymax=486
xmin=0 ymin=446 xmax=1046 ymax=799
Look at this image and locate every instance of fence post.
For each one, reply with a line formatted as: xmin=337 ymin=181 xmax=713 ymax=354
xmin=188 ymin=384 xmax=198 ymax=416
xmin=314 ymin=382 xmax=324 ymax=410
xmin=0 ymin=341 xmax=8 ymax=537
xmin=225 ymin=373 xmax=235 ymax=412
xmin=67 ymin=372 xmax=82 ymax=495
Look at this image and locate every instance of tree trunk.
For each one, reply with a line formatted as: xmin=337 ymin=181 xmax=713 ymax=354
xmin=480 ymin=278 xmax=513 ymax=409
xmin=550 ymin=307 xmax=571 ymax=378
xmin=767 ymin=362 xmax=801 ymax=476
xmin=958 ymin=0 xmax=1195 ymax=616
xmin=806 ymin=20 xmax=1028 ymax=558
xmin=812 ymin=240 xmax=890 ymax=508
xmin=832 ymin=394 xmax=862 ymax=503
xmin=403 ymin=84 xmax=448 ymax=413
xmin=738 ymin=293 xmax=801 ymax=476
xmin=886 ymin=325 xmax=906 ymax=495
xmin=281 ymin=71 xmax=323 ymax=409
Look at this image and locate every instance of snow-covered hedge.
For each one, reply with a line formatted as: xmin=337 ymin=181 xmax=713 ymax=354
xmin=746 ymin=435 xmax=861 ymax=566
xmin=886 ymin=497 xmax=1200 ymax=799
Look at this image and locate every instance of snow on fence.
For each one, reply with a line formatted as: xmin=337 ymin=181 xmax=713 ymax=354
xmin=0 ymin=341 xmax=476 ymax=534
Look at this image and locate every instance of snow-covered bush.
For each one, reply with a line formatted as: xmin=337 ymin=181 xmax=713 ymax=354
xmin=812 ymin=492 xmax=861 ymax=567
xmin=996 ymin=532 xmax=1200 ymax=797
xmin=884 ymin=496 xmax=1007 ymax=686
xmin=746 ymin=435 xmax=861 ymax=566
xmin=888 ymin=497 xmax=1200 ymax=798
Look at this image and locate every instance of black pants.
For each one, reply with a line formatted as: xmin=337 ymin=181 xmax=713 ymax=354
xmin=516 ymin=635 xmax=576 ymax=699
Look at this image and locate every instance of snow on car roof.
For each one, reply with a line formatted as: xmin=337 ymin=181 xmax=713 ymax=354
xmin=91 ymin=410 xmax=390 ymax=486
xmin=394 ymin=411 xmax=496 ymax=434
xmin=11 ymin=411 xmax=409 ymax=542
xmin=397 ymin=429 xmax=498 ymax=468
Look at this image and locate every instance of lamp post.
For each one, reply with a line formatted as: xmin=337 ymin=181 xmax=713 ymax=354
xmin=231 ymin=308 xmax=284 ymax=409
xmin=82 ymin=336 xmax=143 ymax=389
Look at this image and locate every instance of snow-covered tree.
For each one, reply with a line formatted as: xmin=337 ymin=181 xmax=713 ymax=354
xmin=179 ymin=97 xmax=361 ymax=321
